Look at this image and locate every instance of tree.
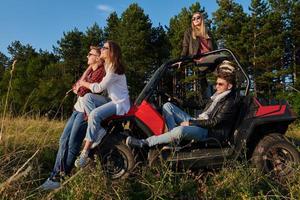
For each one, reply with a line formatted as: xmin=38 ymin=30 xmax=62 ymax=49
xmin=0 ymin=52 xmax=8 ymax=79
xmin=82 ymin=23 xmax=104 ymax=59
xmin=116 ymin=3 xmax=153 ymax=97
xmin=212 ymin=0 xmax=248 ymax=64
xmin=104 ymin=12 xmax=120 ymax=41
xmin=245 ymin=0 xmax=274 ymax=95
xmin=149 ymin=25 xmax=170 ymax=70
xmin=291 ymin=0 xmax=300 ymax=86
xmin=0 ymin=41 xmax=62 ymax=115
xmin=55 ymin=28 xmax=85 ymax=81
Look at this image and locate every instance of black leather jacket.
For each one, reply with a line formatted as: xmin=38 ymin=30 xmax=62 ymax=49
xmin=189 ymin=90 xmax=238 ymax=141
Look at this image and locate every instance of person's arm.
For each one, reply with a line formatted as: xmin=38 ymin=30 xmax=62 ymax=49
xmin=79 ymin=72 xmax=118 ymax=93
xmin=181 ymin=29 xmax=190 ymax=56
xmin=72 ymin=66 xmax=92 ymax=94
xmin=189 ymin=99 xmax=237 ymax=128
xmin=79 ymin=65 xmax=92 ymax=81
xmin=207 ymin=38 xmax=213 ymax=51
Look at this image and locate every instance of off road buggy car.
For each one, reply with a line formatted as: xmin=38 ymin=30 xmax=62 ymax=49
xmin=93 ymin=49 xmax=299 ymax=181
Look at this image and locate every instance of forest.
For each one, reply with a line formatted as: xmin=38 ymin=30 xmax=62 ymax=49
xmin=0 ymin=0 xmax=299 ymax=118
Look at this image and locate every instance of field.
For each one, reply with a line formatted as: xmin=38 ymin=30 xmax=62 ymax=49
xmin=0 ymin=117 xmax=300 ymax=200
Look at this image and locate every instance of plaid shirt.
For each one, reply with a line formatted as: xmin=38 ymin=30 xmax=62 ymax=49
xmin=77 ymin=65 xmax=106 ymax=97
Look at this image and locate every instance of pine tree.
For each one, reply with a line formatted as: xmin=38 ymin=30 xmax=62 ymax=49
xmin=0 ymin=41 xmax=61 ymax=115
xmin=212 ymin=0 xmax=248 ymax=60
xmin=82 ymin=23 xmax=104 ymax=59
xmin=0 ymin=52 xmax=8 ymax=79
xmin=117 ymin=3 xmax=153 ymax=97
xmin=55 ymin=28 xmax=85 ymax=81
xmin=149 ymin=25 xmax=170 ymax=70
xmin=246 ymin=0 xmax=273 ymax=95
xmin=104 ymin=12 xmax=120 ymax=41
xmin=291 ymin=0 xmax=300 ymax=86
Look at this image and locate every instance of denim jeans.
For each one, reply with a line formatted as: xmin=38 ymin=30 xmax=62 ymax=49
xmin=82 ymin=93 xmax=109 ymax=115
xmin=85 ymin=101 xmax=117 ymax=143
xmin=146 ymin=102 xmax=208 ymax=147
xmin=162 ymin=102 xmax=194 ymax=130
xmin=51 ymin=111 xmax=87 ymax=178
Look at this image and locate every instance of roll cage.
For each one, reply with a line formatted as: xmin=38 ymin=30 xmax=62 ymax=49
xmin=135 ymin=49 xmax=250 ymax=107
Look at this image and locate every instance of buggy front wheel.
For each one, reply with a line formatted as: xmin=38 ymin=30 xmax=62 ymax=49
xmin=95 ymin=136 xmax=135 ymax=179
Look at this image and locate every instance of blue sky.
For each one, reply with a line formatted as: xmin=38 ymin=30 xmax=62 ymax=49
xmin=0 ymin=0 xmax=251 ymax=57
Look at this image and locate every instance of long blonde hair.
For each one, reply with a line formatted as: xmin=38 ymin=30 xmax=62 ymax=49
xmin=191 ymin=12 xmax=210 ymax=40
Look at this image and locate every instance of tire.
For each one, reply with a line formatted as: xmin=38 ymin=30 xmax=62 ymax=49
xmin=95 ymin=136 xmax=135 ymax=179
xmin=251 ymin=133 xmax=300 ymax=181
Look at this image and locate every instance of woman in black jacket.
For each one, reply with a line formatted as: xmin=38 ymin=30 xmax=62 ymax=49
xmin=181 ymin=12 xmax=213 ymax=102
xmin=181 ymin=12 xmax=213 ymax=56
xmin=126 ymin=71 xmax=238 ymax=148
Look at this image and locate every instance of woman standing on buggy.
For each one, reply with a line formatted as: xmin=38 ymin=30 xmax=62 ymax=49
xmin=181 ymin=11 xmax=214 ymax=103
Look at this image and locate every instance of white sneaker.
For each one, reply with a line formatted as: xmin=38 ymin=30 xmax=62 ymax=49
xmin=75 ymin=151 xmax=90 ymax=168
xmin=40 ymin=178 xmax=60 ymax=190
xmin=91 ymin=129 xmax=106 ymax=149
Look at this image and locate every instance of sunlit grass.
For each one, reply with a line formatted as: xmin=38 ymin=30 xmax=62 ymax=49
xmin=0 ymin=117 xmax=300 ymax=199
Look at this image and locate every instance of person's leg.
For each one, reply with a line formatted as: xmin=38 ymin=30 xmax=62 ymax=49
xmin=82 ymin=93 xmax=110 ymax=115
xmin=50 ymin=111 xmax=76 ymax=178
xmin=42 ymin=111 xmax=77 ymax=190
xmin=64 ymin=112 xmax=87 ymax=174
xmin=85 ymin=101 xmax=116 ymax=145
xmin=162 ymin=102 xmax=192 ymax=130
xmin=146 ymin=126 xmax=208 ymax=147
xmin=75 ymin=102 xmax=116 ymax=168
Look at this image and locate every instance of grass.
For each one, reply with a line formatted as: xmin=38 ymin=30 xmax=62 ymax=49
xmin=0 ymin=117 xmax=299 ymax=199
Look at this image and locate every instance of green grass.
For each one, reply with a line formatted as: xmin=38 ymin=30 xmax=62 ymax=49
xmin=0 ymin=117 xmax=300 ymax=200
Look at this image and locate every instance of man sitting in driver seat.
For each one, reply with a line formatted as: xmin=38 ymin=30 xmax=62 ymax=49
xmin=126 ymin=64 xmax=238 ymax=148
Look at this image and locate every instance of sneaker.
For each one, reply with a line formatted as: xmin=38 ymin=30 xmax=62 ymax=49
xmin=75 ymin=151 xmax=90 ymax=168
xmin=91 ymin=129 xmax=106 ymax=149
xmin=126 ymin=136 xmax=148 ymax=148
xmin=40 ymin=178 xmax=60 ymax=190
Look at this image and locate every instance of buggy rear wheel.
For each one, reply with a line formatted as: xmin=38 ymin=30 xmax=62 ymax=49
xmin=95 ymin=136 xmax=135 ymax=179
xmin=251 ymin=133 xmax=300 ymax=181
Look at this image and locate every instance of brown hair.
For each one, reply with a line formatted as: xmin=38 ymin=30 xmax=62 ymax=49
xmin=90 ymin=46 xmax=104 ymax=66
xmin=90 ymin=46 xmax=101 ymax=55
xmin=106 ymin=40 xmax=125 ymax=75
xmin=191 ymin=12 xmax=210 ymax=39
xmin=217 ymin=71 xmax=236 ymax=87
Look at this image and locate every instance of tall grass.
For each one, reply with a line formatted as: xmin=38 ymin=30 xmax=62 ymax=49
xmin=0 ymin=117 xmax=299 ymax=199
xmin=0 ymin=60 xmax=17 ymax=142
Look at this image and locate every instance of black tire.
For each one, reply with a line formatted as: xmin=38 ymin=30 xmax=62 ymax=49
xmin=251 ymin=133 xmax=300 ymax=181
xmin=95 ymin=136 xmax=135 ymax=179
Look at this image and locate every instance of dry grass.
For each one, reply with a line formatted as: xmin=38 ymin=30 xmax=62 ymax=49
xmin=287 ymin=121 xmax=300 ymax=140
xmin=0 ymin=117 xmax=64 ymax=199
xmin=0 ymin=117 xmax=300 ymax=199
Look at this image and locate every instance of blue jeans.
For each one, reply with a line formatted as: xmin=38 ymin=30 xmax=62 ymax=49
xmin=82 ymin=93 xmax=109 ymax=115
xmin=146 ymin=103 xmax=208 ymax=147
xmin=162 ymin=102 xmax=193 ymax=130
xmin=51 ymin=111 xmax=87 ymax=178
xmin=85 ymin=101 xmax=117 ymax=143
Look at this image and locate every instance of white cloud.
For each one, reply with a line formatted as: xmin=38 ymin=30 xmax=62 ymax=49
xmin=96 ymin=4 xmax=114 ymax=13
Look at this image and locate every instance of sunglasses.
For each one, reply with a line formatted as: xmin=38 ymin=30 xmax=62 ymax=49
xmin=216 ymin=82 xmax=225 ymax=86
xmin=87 ymin=53 xmax=98 ymax=57
xmin=192 ymin=16 xmax=201 ymax=21
xmin=101 ymin=46 xmax=109 ymax=50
